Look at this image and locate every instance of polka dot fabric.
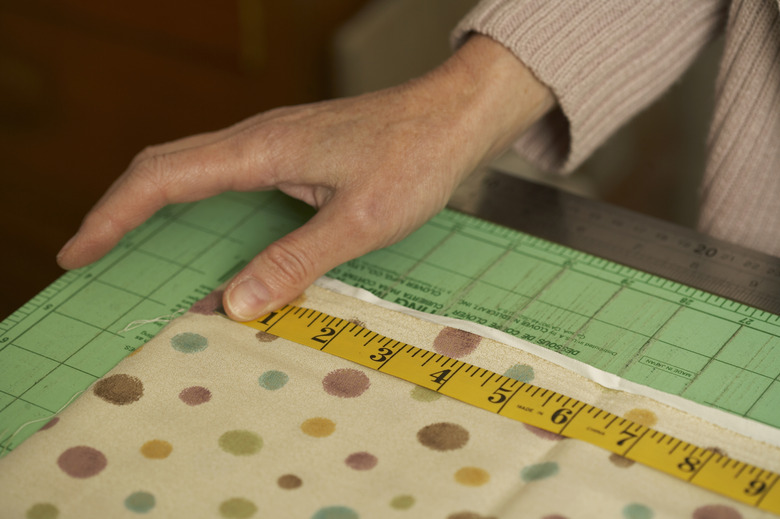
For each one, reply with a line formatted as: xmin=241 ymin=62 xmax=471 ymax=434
xmin=1 ymin=285 xmax=777 ymax=518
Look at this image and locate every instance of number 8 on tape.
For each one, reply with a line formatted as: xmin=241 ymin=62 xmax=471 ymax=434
xmin=237 ymin=305 xmax=780 ymax=514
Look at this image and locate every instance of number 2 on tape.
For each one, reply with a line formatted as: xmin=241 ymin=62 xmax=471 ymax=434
xmin=238 ymin=305 xmax=780 ymax=514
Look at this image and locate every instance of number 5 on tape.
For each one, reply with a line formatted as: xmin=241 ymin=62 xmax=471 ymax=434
xmin=239 ymin=305 xmax=780 ymax=514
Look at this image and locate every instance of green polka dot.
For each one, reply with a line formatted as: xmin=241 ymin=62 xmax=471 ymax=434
xmin=125 ymin=491 xmax=155 ymax=513
xmin=219 ymin=430 xmax=263 ymax=455
xmin=311 ymin=506 xmax=359 ymax=519
xmin=623 ymin=503 xmax=654 ymax=519
xmin=390 ymin=495 xmax=415 ymax=510
xmin=258 ymin=370 xmax=289 ymax=390
xmin=171 ymin=332 xmax=208 ymax=353
xmin=504 ymin=363 xmax=534 ymax=382
xmin=219 ymin=498 xmax=257 ymax=518
xmin=26 ymin=503 xmax=59 ymax=519
xmin=410 ymin=386 xmax=442 ymax=402
xmin=520 ymin=461 xmax=559 ymax=481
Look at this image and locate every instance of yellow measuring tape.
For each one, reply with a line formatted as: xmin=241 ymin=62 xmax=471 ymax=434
xmin=240 ymin=305 xmax=780 ymax=514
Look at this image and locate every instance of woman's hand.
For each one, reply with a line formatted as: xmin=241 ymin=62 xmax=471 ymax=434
xmin=57 ymin=35 xmax=553 ymax=321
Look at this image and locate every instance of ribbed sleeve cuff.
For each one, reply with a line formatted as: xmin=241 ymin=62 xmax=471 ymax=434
xmin=452 ymin=0 xmax=727 ymax=173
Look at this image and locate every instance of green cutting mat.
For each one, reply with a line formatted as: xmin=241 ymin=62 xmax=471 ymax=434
xmin=2 ymin=190 xmax=779 ymax=454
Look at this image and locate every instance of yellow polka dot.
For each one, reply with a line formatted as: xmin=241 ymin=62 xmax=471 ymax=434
xmin=454 ymin=466 xmax=490 ymax=486
xmin=624 ymin=408 xmax=658 ymax=427
xmin=301 ymin=417 xmax=335 ymax=438
xmin=140 ymin=439 xmax=173 ymax=459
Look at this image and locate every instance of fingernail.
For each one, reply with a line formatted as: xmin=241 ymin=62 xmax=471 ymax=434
xmin=56 ymin=235 xmax=77 ymax=265
xmin=226 ymin=278 xmax=270 ymax=321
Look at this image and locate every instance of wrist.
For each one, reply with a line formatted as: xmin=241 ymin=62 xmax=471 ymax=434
xmin=425 ymin=33 xmax=554 ymax=168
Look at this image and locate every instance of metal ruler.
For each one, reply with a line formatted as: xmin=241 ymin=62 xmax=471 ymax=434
xmin=2 ymin=170 xmax=779 ymax=456
xmin=450 ymin=168 xmax=780 ymax=315
xmin=241 ymin=304 xmax=780 ymax=514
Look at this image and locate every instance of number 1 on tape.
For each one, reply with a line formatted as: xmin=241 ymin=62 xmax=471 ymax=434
xmin=239 ymin=305 xmax=780 ymax=514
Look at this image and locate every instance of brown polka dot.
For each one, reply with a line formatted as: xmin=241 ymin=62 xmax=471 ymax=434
xmin=277 ymin=474 xmax=302 ymax=489
xmin=417 ymin=422 xmax=469 ymax=451
xmin=608 ymin=453 xmax=635 ymax=468
xmin=447 ymin=513 xmax=497 ymax=519
xmin=300 ymin=417 xmax=336 ymax=437
xmin=40 ymin=417 xmax=59 ymax=431
xmin=624 ymin=408 xmax=658 ymax=427
xmin=190 ymin=290 xmax=225 ymax=315
xmin=322 ymin=368 xmax=370 ymax=398
xmin=523 ymin=423 xmax=565 ymax=441
xmin=179 ymin=386 xmax=212 ymax=406
xmin=705 ymin=446 xmax=728 ymax=457
xmin=454 ymin=467 xmax=490 ymax=486
xmin=345 ymin=451 xmax=378 ymax=470
xmin=93 ymin=374 xmax=143 ymax=405
xmin=255 ymin=331 xmax=278 ymax=343
xmin=433 ymin=327 xmax=481 ymax=358
xmin=348 ymin=318 xmax=366 ymax=328
xmin=692 ymin=505 xmax=743 ymax=519
xmin=140 ymin=439 xmax=173 ymax=459
xmin=57 ymin=446 xmax=107 ymax=478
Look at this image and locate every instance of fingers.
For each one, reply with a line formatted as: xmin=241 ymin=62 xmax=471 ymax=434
xmin=223 ymin=200 xmax=382 ymax=321
xmin=57 ymin=127 xmax=269 ymax=270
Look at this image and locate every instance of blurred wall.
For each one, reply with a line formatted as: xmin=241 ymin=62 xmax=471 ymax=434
xmin=0 ymin=0 xmax=369 ymax=318
xmin=0 ymin=0 xmax=722 ymax=319
xmin=332 ymin=0 xmax=722 ymax=223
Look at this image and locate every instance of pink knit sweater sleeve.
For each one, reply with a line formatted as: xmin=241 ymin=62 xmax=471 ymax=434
xmin=452 ymin=0 xmax=728 ymax=174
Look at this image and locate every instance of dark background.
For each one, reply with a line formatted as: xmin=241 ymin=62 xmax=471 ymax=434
xmin=0 ymin=0 xmax=719 ymax=320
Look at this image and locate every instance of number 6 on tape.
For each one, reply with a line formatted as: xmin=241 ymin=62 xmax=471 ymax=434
xmin=238 ymin=305 xmax=780 ymax=514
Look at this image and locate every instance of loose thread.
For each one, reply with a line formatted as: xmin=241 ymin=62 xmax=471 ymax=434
xmin=0 ymin=389 xmax=86 ymax=458
xmin=118 ymin=309 xmax=186 ymax=334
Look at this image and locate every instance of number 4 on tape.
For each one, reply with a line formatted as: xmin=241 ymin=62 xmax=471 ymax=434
xmin=237 ymin=305 xmax=780 ymax=514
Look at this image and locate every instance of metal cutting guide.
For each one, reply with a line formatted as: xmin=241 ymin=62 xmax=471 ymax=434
xmin=1 ymin=171 xmax=779 ymax=454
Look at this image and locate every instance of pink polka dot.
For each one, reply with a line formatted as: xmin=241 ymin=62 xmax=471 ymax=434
xmin=345 ymin=452 xmax=378 ymax=470
xmin=322 ymin=369 xmax=370 ymax=398
xmin=433 ymin=327 xmax=481 ymax=358
xmin=57 ymin=446 xmax=107 ymax=478
xmin=190 ymin=290 xmax=224 ymax=315
xmin=179 ymin=386 xmax=212 ymax=406
xmin=40 ymin=417 xmax=59 ymax=431
xmin=692 ymin=505 xmax=742 ymax=519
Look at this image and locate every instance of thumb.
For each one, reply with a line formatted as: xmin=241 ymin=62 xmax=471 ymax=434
xmin=222 ymin=203 xmax=380 ymax=321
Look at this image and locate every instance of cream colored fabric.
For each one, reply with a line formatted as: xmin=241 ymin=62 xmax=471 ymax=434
xmin=0 ymin=285 xmax=776 ymax=518
xmin=453 ymin=0 xmax=780 ymax=257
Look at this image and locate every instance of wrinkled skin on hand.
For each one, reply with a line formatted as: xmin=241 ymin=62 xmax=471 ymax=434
xmin=57 ymin=35 xmax=553 ymax=321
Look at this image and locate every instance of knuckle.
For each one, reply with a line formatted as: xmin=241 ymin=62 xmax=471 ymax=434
xmin=129 ymin=152 xmax=179 ymax=203
xmin=261 ymin=239 xmax=317 ymax=292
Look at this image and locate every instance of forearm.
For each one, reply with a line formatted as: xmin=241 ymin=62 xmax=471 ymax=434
xmin=399 ymin=33 xmax=554 ymax=184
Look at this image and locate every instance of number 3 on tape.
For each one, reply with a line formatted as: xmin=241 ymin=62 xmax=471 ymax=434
xmin=238 ymin=305 xmax=780 ymax=514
